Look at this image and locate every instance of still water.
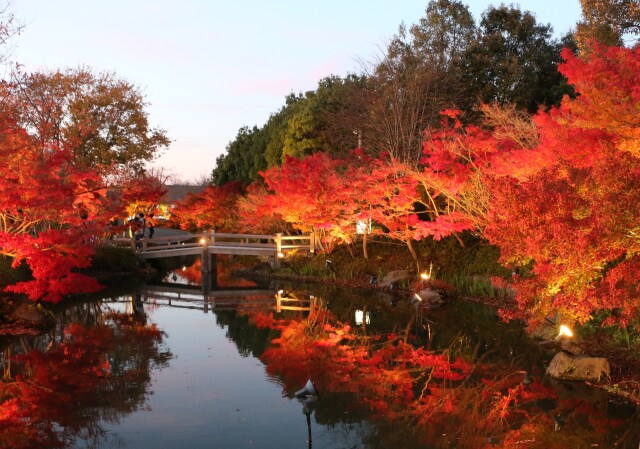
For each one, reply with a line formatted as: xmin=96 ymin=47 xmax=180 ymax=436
xmin=1 ymin=265 xmax=639 ymax=449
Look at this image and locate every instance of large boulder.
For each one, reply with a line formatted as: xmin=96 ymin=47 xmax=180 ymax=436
xmin=547 ymin=351 xmax=610 ymax=382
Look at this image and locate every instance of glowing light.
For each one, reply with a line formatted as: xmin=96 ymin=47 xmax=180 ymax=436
xmin=414 ymin=293 xmax=423 ymax=302
xmin=558 ymin=324 xmax=573 ymax=338
xmin=278 ymin=289 xmax=284 ymax=294
xmin=354 ymin=309 xmax=371 ymax=325
xmin=200 ymin=238 xmax=207 ymax=244
xmin=182 ymin=266 xmax=186 ymax=271
xmin=420 ymin=262 xmax=434 ymax=281
xmin=277 ymin=252 xmax=285 ymax=258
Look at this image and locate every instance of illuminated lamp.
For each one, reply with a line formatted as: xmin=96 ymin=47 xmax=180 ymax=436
xmin=555 ymin=324 xmax=573 ymax=340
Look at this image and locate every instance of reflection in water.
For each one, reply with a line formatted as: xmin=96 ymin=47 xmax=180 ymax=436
xmin=0 ymin=299 xmax=171 ymax=449
xmin=244 ymin=289 xmax=640 ymax=449
xmin=0 ymin=280 xmax=638 ymax=449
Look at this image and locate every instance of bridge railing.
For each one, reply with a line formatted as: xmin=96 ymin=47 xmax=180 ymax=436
xmin=109 ymin=231 xmax=315 ymax=255
xmin=110 ymin=233 xmax=200 ymax=252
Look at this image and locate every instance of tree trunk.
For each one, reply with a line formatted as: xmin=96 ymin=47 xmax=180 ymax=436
xmin=406 ymin=236 xmax=420 ymax=273
xmin=362 ymin=231 xmax=369 ymax=260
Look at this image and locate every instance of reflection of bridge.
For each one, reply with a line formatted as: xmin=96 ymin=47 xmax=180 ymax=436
xmin=139 ymin=284 xmax=317 ymax=313
xmin=113 ymin=231 xmax=315 ymax=270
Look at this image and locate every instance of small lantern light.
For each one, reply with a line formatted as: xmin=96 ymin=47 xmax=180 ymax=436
xmin=556 ymin=324 xmax=573 ymax=340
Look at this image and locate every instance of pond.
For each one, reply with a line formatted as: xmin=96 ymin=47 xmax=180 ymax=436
xmin=1 ymin=261 xmax=639 ymax=449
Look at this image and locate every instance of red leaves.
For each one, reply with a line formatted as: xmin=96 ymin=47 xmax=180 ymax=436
xmin=0 ymin=112 xmax=114 ymax=302
xmin=0 ymin=316 xmax=165 ymax=448
xmin=482 ymin=46 xmax=640 ymax=327
xmin=558 ymin=44 xmax=640 ymax=157
xmin=171 ymin=181 xmax=246 ymax=232
xmin=417 ymin=45 xmax=640 ymax=328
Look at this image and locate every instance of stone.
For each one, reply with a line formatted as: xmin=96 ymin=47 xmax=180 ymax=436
xmin=547 ymin=351 xmax=610 ymax=382
xmin=13 ymin=303 xmax=48 ymax=324
xmin=379 ymin=270 xmax=411 ymax=288
xmin=415 ymin=288 xmax=444 ymax=308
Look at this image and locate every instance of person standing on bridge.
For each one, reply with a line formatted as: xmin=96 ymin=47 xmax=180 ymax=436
xmin=138 ymin=212 xmax=146 ymax=236
xmin=132 ymin=217 xmax=144 ymax=250
xmin=147 ymin=213 xmax=156 ymax=238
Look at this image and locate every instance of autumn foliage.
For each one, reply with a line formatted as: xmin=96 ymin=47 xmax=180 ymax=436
xmin=482 ymin=45 xmax=640 ymax=327
xmin=236 ymin=44 xmax=640 ymax=329
xmin=0 ymin=99 xmax=166 ymax=302
xmin=0 ymin=114 xmax=107 ymax=302
xmin=170 ymin=181 xmax=246 ymax=232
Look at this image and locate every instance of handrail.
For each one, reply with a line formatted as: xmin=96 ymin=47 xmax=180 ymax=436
xmin=110 ymin=230 xmax=316 ymax=258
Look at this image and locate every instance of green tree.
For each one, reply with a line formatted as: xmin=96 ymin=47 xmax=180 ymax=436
xmin=280 ymin=75 xmax=370 ymax=160
xmin=214 ymin=74 xmax=371 ymax=184
xmin=410 ymin=0 xmax=476 ymax=68
xmin=211 ymin=125 xmax=268 ymax=185
xmin=3 ymin=67 xmax=170 ymax=174
xmin=309 ymin=74 xmax=371 ymax=156
xmin=460 ymin=5 xmax=572 ymax=112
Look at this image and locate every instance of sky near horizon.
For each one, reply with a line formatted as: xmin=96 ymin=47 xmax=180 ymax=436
xmin=10 ymin=1 xmax=582 ymax=182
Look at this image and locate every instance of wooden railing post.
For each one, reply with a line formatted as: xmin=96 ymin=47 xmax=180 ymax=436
xmin=274 ymin=233 xmax=282 ymax=269
xmin=309 ymin=232 xmax=315 ymax=254
xmin=201 ymin=245 xmax=210 ymax=273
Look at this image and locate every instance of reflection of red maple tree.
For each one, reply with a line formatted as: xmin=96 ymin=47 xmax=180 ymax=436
xmin=251 ymin=309 xmax=630 ymax=448
xmin=0 ymin=314 xmax=166 ymax=448
xmin=177 ymin=259 xmax=258 ymax=288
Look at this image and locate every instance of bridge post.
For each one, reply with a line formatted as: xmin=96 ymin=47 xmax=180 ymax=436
xmin=309 ymin=232 xmax=315 ymax=254
xmin=201 ymin=246 xmax=210 ymax=273
xmin=274 ymin=233 xmax=282 ymax=269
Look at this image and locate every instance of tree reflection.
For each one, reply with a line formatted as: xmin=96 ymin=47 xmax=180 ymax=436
xmin=0 ymin=305 xmax=171 ymax=449
xmin=249 ymin=302 xmax=639 ymax=449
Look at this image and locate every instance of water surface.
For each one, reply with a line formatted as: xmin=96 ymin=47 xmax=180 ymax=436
xmin=1 ymin=269 xmax=638 ymax=449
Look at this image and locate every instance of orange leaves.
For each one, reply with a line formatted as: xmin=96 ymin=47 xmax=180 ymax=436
xmin=558 ymin=45 xmax=640 ymax=157
xmin=466 ymin=45 xmax=640 ymax=328
xmin=171 ymin=181 xmax=245 ymax=232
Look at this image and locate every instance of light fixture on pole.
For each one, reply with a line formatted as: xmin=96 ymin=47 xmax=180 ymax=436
xmin=295 ymin=379 xmax=319 ymax=398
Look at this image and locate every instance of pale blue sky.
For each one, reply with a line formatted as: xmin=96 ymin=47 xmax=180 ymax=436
xmin=11 ymin=1 xmax=582 ymax=181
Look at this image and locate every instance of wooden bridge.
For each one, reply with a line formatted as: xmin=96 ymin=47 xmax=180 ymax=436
xmin=112 ymin=231 xmax=315 ymax=269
